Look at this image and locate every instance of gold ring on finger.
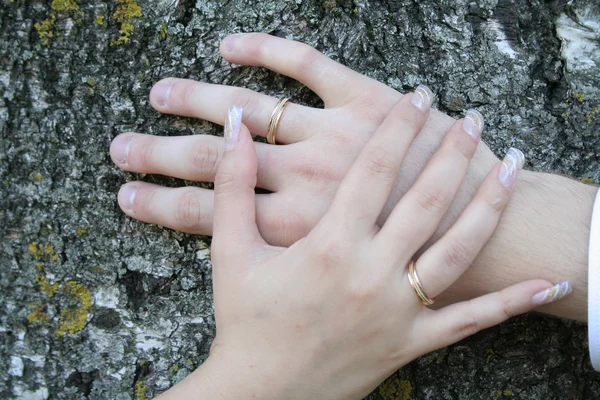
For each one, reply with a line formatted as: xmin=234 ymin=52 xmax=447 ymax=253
xmin=267 ymin=97 xmax=290 ymax=145
xmin=407 ymin=260 xmax=435 ymax=306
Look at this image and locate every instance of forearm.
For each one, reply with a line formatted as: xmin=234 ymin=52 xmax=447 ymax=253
xmin=387 ymin=109 xmax=595 ymax=321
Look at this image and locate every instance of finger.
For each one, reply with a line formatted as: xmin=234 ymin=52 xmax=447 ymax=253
xmin=327 ymin=86 xmax=434 ymax=234
xmin=415 ymin=279 xmax=571 ymax=354
xmin=118 ymin=182 xmax=215 ymax=235
xmin=220 ymin=33 xmax=367 ymax=107
xmin=149 ymin=78 xmax=318 ymax=144
xmin=412 ymin=148 xmax=526 ymax=298
xmin=212 ymin=106 xmax=264 ymax=252
xmin=110 ymin=132 xmax=285 ymax=191
xmin=118 ymin=182 xmax=305 ymax=244
xmin=377 ymin=110 xmax=485 ymax=254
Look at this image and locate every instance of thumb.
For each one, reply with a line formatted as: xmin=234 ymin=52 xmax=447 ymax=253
xmin=212 ymin=106 xmax=264 ymax=262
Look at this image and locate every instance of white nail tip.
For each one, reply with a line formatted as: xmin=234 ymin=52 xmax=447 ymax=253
xmin=498 ymin=147 xmax=525 ymax=188
xmin=463 ymin=109 xmax=484 ymax=138
xmin=411 ymin=85 xmax=434 ymax=111
xmin=532 ymin=280 xmax=573 ymax=305
xmin=224 ymin=106 xmax=243 ymax=150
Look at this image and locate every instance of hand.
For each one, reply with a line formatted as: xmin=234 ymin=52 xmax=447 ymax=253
xmin=157 ymin=91 xmax=570 ymax=400
xmin=110 ymin=33 xmax=497 ymax=246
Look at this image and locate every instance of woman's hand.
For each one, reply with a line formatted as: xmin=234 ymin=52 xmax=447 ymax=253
xmin=110 ymin=33 xmax=498 ymax=247
xmin=157 ymin=90 xmax=570 ymax=400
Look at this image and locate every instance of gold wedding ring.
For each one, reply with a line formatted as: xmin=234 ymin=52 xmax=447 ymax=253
xmin=407 ymin=260 xmax=435 ymax=306
xmin=267 ymin=97 xmax=289 ymax=145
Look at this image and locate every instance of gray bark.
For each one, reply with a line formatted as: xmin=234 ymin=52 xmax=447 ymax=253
xmin=1 ymin=0 xmax=600 ymax=398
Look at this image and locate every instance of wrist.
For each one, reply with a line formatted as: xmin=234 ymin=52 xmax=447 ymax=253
xmin=156 ymin=351 xmax=281 ymax=400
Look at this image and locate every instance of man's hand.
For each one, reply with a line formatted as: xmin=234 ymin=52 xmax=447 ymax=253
xmin=110 ymin=33 xmax=497 ymax=246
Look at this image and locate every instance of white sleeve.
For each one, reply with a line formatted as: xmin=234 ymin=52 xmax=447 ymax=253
xmin=588 ymin=188 xmax=600 ymax=371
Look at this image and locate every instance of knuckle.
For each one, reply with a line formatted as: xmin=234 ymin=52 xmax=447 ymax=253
xmin=291 ymin=156 xmax=339 ymax=184
xmin=415 ymin=187 xmax=449 ymax=213
xmin=500 ymin=297 xmax=519 ymax=320
xmin=131 ymin=187 xmax=155 ymax=217
xmin=174 ymin=190 xmax=207 ymax=229
xmin=295 ymin=47 xmax=323 ymax=76
xmin=179 ymin=81 xmax=199 ymax=110
xmin=230 ymin=89 xmax=260 ymax=121
xmin=346 ymin=275 xmax=383 ymax=305
xmin=263 ymin=208 xmax=309 ymax=243
xmin=189 ymin=140 xmax=222 ymax=179
xmin=360 ymin=146 xmax=398 ymax=177
xmin=442 ymin=239 xmax=472 ymax=270
xmin=450 ymin=134 xmax=475 ymax=163
xmin=455 ymin=311 xmax=481 ymax=338
xmin=246 ymin=34 xmax=271 ymax=60
xmin=485 ymin=191 xmax=508 ymax=213
xmin=394 ymin=110 xmax=420 ymax=133
xmin=134 ymin=137 xmax=157 ymax=168
xmin=310 ymin=230 xmax=348 ymax=268
xmin=214 ymin=172 xmax=239 ymax=196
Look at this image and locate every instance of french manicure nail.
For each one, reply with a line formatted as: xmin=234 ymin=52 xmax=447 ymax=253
xmin=498 ymin=147 xmax=525 ymax=189
xmin=532 ymin=281 xmax=572 ymax=305
xmin=411 ymin=84 xmax=434 ymax=112
xmin=222 ymin=34 xmax=240 ymax=52
xmin=119 ymin=185 xmax=137 ymax=212
xmin=463 ymin=109 xmax=484 ymax=139
xmin=224 ymin=106 xmax=243 ymax=151
xmin=113 ymin=135 xmax=133 ymax=165
xmin=151 ymin=81 xmax=173 ymax=107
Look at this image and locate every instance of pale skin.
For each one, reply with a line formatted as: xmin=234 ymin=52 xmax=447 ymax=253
xmin=156 ymin=91 xmax=566 ymax=400
xmin=110 ymin=33 xmax=596 ymax=321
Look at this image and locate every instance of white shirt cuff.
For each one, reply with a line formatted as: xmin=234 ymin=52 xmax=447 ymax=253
xmin=588 ymin=188 xmax=600 ymax=371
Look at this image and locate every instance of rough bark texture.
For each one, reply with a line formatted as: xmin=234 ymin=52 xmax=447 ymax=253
xmin=2 ymin=0 xmax=600 ymax=399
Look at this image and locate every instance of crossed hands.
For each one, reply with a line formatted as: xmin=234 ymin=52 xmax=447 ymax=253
xmin=112 ymin=34 xmax=572 ymax=399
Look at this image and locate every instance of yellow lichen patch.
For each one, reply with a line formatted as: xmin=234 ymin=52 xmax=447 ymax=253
xmin=586 ymin=104 xmax=600 ymax=125
xmin=135 ymin=381 xmax=148 ymax=400
xmin=34 ymin=14 xmax=56 ymax=46
xmin=378 ymin=377 xmax=412 ymax=400
xmin=27 ymin=301 xmax=51 ymax=324
xmin=51 ymin=0 xmax=79 ymax=11
xmin=574 ymin=93 xmax=585 ymax=103
xmin=582 ymin=177 xmax=595 ymax=184
xmin=36 ymin=274 xmax=59 ymax=297
xmin=96 ymin=15 xmax=105 ymax=25
xmin=29 ymin=172 xmax=43 ymax=182
xmin=160 ymin=23 xmax=167 ymax=40
xmin=56 ymin=281 xmax=92 ymax=336
xmin=496 ymin=389 xmax=513 ymax=397
xmin=29 ymin=242 xmax=40 ymax=259
xmin=168 ymin=365 xmax=180 ymax=376
xmin=76 ymin=227 xmax=88 ymax=236
xmin=29 ymin=242 xmax=57 ymax=261
xmin=111 ymin=0 xmax=142 ymax=46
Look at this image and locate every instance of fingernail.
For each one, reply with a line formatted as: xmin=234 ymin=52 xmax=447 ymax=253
xmin=224 ymin=106 xmax=243 ymax=151
xmin=463 ymin=109 xmax=484 ymax=139
xmin=222 ymin=34 xmax=240 ymax=53
xmin=532 ymin=281 xmax=572 ymax=305
xmin=119 ymin=185 xmax=137 ymax=213
xmin=112 ymin=135 xmax=133 ymax=165
xmin=498 ymin=147 xmax=525 ymax=189
xmin=411 ymin=84 xmax=435 ymax=112
xmin=151 ymin=81 xmax=173 ymax=107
